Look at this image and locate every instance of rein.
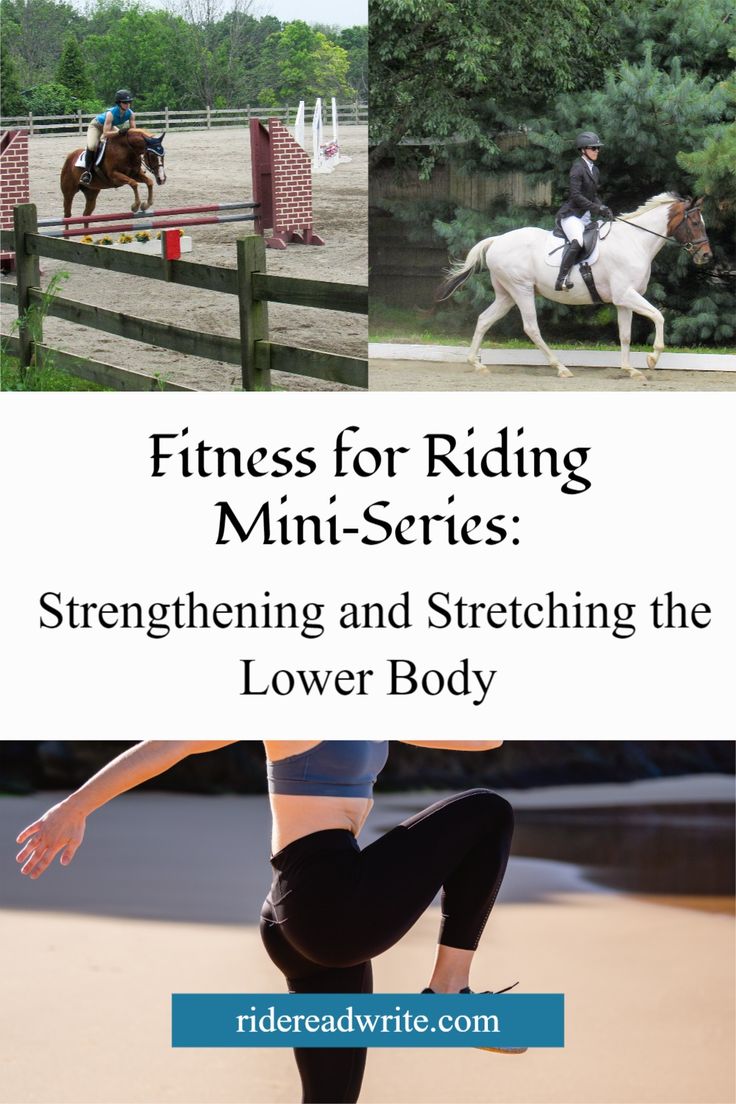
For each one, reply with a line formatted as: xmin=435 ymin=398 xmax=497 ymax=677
xmin=612 ymin=210 xmax=708 ymax=256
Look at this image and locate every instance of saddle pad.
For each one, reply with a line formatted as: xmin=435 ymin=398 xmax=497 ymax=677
xmin=74 ymin=141 xmax=106 ymax=170
xmin=544 ymin=230 xmax=599 ymax=268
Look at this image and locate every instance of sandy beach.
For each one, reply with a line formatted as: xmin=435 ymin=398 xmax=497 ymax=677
xmin=1 ymin=779 xmax=734 ymax=1104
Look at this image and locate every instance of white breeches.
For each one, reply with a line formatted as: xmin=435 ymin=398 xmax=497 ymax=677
xmin=560 ymin=212 xmax=591 ymax=246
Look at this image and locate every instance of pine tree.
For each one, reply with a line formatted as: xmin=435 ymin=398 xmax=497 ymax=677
xmin=55 ymin=34 xmax=93 ymax=102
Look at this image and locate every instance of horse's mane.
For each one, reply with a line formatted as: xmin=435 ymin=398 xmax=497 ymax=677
xmin=110 ymin=128 xmax=153 ymax=143
xmin=618 ymin=192 xmax=682 ymax=221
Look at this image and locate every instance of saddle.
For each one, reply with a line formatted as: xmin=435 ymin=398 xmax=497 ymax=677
xmin=547 ymin=218 xmax=604 ymax=303
xmin=551 ymin=217 xmax=600 ymax=262
xmin=74 ymin=140 xmax=107 ymax=173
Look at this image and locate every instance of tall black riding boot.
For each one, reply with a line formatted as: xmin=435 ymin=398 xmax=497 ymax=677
xmin=555 ymin=240 xmax=582 ymax=291
xmin=80 ymin=148 xmax=96 ymax=186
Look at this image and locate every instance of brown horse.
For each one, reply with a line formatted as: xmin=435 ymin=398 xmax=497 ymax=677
xmin=60 ymin=129 xmax=167 ymax=218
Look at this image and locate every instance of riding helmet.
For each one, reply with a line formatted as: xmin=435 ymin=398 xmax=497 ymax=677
xmin=576 ymin=131 xmax=604 ymax=149
xmin=115 ymin=89 xmax=134 ymax=104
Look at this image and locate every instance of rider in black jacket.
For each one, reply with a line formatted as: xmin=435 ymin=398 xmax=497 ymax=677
xmin=555 ymin=131 xmax=613 ymax=291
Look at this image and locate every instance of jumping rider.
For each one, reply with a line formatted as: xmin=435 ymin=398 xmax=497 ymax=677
xmin=79 ymin=90 xmax=136 ymax=185
xmin=554 ymin=131 xmax=612 ymax=291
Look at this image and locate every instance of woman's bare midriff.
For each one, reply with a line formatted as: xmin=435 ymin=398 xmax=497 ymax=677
xmin=264 ymin=740 xmax=372 ymax=855
xmin=269 ymin=793 xmax=373 ymax=855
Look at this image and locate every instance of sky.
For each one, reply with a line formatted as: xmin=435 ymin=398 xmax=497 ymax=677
xmin=261 ymin=0 xmax=366 ymax=25
xmin=63 ymin=0 xmax=367 ymax=27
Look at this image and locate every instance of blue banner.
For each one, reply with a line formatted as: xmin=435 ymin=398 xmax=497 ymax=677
xmin=172 ymin=993 xmax=564 ymax=1048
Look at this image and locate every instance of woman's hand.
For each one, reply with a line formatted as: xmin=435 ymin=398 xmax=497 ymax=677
xmin=16 ymin=799 xmax=86 ymax=880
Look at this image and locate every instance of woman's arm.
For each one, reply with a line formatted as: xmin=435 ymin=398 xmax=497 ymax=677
xmin=15 ymin=740 xmax=236 ymax=880
xmin=398 ymin=740 xmax=502 ymax=751
xmin=102 ymin=110 xmax=116 ymax=136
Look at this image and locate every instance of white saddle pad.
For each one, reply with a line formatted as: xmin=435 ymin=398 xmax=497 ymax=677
xmin=75 ymin=141 xmax=106 ymax=170
xmin=544 ymin=231 xmax=600 ymax=268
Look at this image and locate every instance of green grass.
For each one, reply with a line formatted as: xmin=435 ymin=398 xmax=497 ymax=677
xmin=1 ymin=352 xmax=113 ymax=391
xmin=369 ymin=306 xmax=736 ymax=355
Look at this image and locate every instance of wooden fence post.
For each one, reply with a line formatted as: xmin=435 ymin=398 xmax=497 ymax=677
xmin=236 ymin=235 xmax=270 ymax=391
xmin=13 ymin=203 xmax=41 ymax=378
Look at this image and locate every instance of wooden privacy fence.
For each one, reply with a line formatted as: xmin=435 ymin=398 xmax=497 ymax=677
xmin=0 ymin=104 xmax=369 ymax=138
xmin=1 ymin=204 xmax=367 ymax=391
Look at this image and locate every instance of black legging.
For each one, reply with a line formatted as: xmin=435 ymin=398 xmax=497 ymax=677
xmin=260 ymin=788 xmax=514 ymax=1104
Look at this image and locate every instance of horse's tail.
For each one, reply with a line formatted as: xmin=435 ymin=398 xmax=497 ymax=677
xmin=435 ymin=237 xmax=495 ymax=302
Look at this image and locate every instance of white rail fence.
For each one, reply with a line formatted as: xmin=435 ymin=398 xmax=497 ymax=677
xmin=0 ymin=102 xmax=368 ymax=137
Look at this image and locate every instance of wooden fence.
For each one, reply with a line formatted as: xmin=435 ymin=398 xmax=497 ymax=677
xmin=1 ymin=204 xmax=367 ymax=391
xmin=0 ymin=103 xmax=368 ymax=138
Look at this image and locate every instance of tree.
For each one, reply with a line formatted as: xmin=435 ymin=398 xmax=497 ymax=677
xmin=616 ymin=0 xmax=734 ymax=84
xmin=369 ymin=0 xmax=628 ymax=172
xmin=0 ymin=0 xmax=81 ymax=86
xmin=24 ymin=82 xmax=86 ymax=114
xmin=677 ymin=50 xmax=736 ymax=215
xmin=338 ymin=25 xmax=367 ymax=100
xmin=84 ymin=8 xmax=197 ymax=109
xmin=257 ymin=21 xmax=352 ymax=102
xmin=55 ymin=34 xmax=93 ymax=102
xmin=0 ymin=47 xmax=25 ymax=115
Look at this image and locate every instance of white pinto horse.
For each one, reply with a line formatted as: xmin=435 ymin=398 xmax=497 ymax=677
xmin=437 ymin=194 xmax=712 ymax=379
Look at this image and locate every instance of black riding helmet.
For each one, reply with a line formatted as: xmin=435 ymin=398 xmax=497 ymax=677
xmin=115 ymin=89 xmax=134 ymax=104
xmin=576 ymin=131 xmax=604 ymax=149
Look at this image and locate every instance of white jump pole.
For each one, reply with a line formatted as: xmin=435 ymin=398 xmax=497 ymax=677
xmin=312 ymin=97 xmax=334 ymax=174
xmin=331 ymin=96 xmax=351 ymax=165
xmin=294 ymin=100 xmax=305 ymax=149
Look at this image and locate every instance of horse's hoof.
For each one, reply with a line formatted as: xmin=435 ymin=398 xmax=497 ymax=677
xmin=557 ymin=366 xmax=573 ymax=379
xmin=646 ymin=354 xmax=658 ymax=370
xmin=131 ymin=203 xmax=140 ymax=213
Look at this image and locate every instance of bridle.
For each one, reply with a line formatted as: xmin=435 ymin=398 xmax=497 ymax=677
xmin=143 ymin=142 xmax=166 ymax=181
xmin=612 ymin=203 xmax=710 ymax=258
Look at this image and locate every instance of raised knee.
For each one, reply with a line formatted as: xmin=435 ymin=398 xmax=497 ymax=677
xmin=466 ymin=788 xmax=514 ymax=826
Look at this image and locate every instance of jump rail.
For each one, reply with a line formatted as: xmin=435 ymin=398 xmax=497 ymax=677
xmin=38 ymin=201 xmax=259 ymax=227
xmin=41 ymin=212 xmax=259 ymax=238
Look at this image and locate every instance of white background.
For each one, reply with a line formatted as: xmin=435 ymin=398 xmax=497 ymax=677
xmin=1 ymin=392 xmax=732 ymax=739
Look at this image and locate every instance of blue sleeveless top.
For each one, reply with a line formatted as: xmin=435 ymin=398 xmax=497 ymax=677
xmin=267 ymin=741 xmax=389 ymax=798
xmin=96 ymin=105 xmax=133 ymax=126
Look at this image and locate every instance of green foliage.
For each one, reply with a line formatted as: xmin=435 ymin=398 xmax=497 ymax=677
xmin=338 ymin=25 xmax=368 ymax=99
xmin=55 ymin=34 xmax=93 ymax=101
xmin=369 ymin=0 xmax=631 ymax=173
xmin=677 ymin=50 xmax=736 ymax=217
xmin=0 ymin=0 xmax=81 ymax=86
xmin=1 ymin=353 xmax=112 ymax=390
xmin=258 ymin=22 xmax=352 ymax=102
xmin=0 ymin=47 xmax=25 ymax=115
xmin=23 ymin=82 xmax=86 ymax=114
xmin=0 ymin=1 xmax=366 ymax=113
xmin=616 ymin=0 xmax=734 ymax=83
